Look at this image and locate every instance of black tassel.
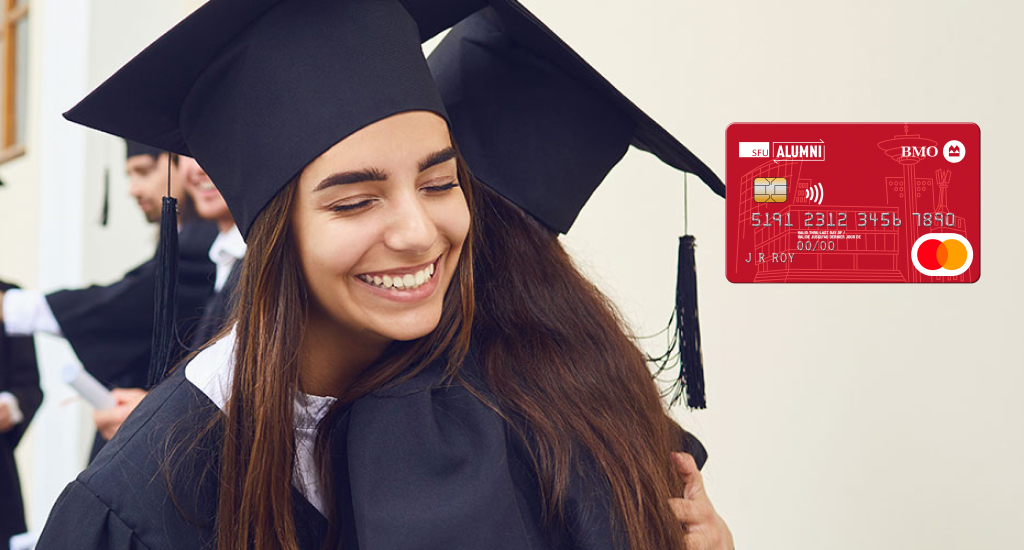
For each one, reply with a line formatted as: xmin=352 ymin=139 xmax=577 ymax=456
xmin=100 ymin=167 xmax=110 ymax=227
xmin=147 ymin=189 xmax=180 ymax=388
xmin=676 ymin=235 xmax=705 ymax=409
xmin=647 ymin=235 xmax=706 ymax=409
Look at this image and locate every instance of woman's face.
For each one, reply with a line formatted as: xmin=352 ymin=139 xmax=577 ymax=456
xmin=292 ymin=111 xmax=470 ymax=347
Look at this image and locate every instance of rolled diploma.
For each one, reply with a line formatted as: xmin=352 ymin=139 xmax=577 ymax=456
xmin=61 ymin=363 xmax=117 ymax=410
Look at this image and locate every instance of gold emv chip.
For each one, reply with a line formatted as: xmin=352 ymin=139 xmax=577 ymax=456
xmin=753 ymin=177 xmax=787 ymax=203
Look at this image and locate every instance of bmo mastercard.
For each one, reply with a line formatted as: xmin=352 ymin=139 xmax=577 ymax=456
xmin=726 ymin=123 xmax=980 ymax=283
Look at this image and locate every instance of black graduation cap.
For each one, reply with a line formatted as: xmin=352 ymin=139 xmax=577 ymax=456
xmin=125 ymin=139 xmax=163 ymax=160
xmin=428 ymin=5 xmax=724 ymax=408
xmin=64 ymin=0 xmax=466 ymax=385
xmin=65 ymin=0 xmax=460 ymax=241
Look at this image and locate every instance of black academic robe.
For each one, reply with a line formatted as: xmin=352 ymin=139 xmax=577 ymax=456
xmin=188 ymin=260 xmax=241 ymax=349
xmin=35 ymin=366 xmax=328 ymax=550
xmin=36 ymin=345 xmax=706 ymax=550
xmin=0 ymin=281 xmax=44 ymax=542
xmin=45 ymin=219 xmax=218 ymax=390
xmin=327 ymin=348 xmax=707 ymax=550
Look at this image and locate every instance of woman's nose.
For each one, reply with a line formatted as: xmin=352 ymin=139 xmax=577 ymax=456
xmin=383 ymin=193 xmax=437 ymax=254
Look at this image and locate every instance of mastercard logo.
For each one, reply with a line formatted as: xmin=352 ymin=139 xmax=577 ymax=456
xmin=911 ymin=233 xmax=974 ymax=276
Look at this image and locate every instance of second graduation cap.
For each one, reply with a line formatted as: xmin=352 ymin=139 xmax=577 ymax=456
xmin=428 ymin=5 xmax=722 ymax=408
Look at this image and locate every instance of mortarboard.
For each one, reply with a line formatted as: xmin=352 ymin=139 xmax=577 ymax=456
xmin=125 ymin=139 xmax=163 ymax=160
xmin=66 ymin=0 xmax=454 ymax=240
xmin=64 ymin=0 xmax=466 ymax=385
xmin=428 ymin=5 xmax=724 ymax=408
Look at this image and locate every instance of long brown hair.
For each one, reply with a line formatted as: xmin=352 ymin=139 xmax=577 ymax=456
xmin=214 ymin=152 xmax=476 ymax=550
xmin=470 ymin=181 xmax=688 ymax=549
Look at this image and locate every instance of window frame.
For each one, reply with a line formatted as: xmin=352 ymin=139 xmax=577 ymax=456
xmin=0 ymin=0 xmax=28 ymax=164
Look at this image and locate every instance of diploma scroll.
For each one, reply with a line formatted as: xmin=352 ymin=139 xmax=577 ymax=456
xmin=61 ymin=363 xmax=117 ymax=410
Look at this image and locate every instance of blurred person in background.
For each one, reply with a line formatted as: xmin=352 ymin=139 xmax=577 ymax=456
xmin=0 ymin=279 xmax=43 ymax=544
xmin=93 ymin=156 xmax=244 ymax=441
xmin=0 ymin=141 xmax=218 ymax=459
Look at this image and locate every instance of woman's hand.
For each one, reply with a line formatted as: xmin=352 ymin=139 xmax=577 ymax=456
xmin=669 ymin=452 xmax=735 ymax=550
xmin=93 ymin=388 xmax=148 ymax=440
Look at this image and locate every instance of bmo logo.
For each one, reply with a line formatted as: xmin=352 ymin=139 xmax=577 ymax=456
xmin=943 ymin=140 xmax=965 ymax=163
xmin=900 ymin=145 xmax=939 ymax=158
xmin=900 ymin=140 xmax=966 ymax=164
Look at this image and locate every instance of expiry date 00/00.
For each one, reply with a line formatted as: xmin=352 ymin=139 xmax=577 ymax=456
xmin=751 ymin=212 xmax=957 ymax=228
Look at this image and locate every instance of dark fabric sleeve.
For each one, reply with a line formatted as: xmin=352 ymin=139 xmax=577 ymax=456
xmin=508 ymin=424 xmax=699 ymax=550
xmin=0 ymin=280 xmax=43 ymax=448
xmin=3 ymin=331 xmax=42 ymax=448
xmin=187 ymin=260 xmax=240 ymax=349
xmin=35 ymin=480 xmax=150 ymax=550
xmin=666 ymin=416 xmax=708 ymax=470
xmin=45 ymin=258 xmax=160 ymax=387
xmin=45 ymin=220 xmax=217 ymax=389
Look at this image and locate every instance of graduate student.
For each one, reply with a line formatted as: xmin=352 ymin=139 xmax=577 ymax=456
xmin=38 ymin=0 xmax=729 ymax=549
xmin=0 ymin=279 xmax=43 ymax=544
xmin=179 ymin=157 xmax=245 ymax=349
xmin=93 ymin=157 xmax=244 ymax=440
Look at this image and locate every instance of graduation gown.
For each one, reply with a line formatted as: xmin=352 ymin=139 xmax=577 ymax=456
xmin=35 ymin=364 xmax=328 ymax=550
xmin=45 ymin=219 xmax=218 ymax=390
xmin=37 ymin=331 xmax=706 ymax=550
xmin=0 ymin=281 xmax=44 ymax=541
xmin=328 ymin=346 xmax=707 ymax=550
xmin=188 ymin=260 xmax=241 ymax=349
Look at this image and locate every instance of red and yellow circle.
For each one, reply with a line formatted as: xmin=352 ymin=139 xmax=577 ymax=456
xmin=916 ymin=237 xmax=968 ymax=270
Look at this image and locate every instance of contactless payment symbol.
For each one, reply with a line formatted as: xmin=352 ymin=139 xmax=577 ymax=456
xmin=753 ymin=177 xmax=786 ymax=203
xmin=911 ymin=233 xmax=973 ymax=276
xmin=943 ymin=140 xmax=965 ymax=163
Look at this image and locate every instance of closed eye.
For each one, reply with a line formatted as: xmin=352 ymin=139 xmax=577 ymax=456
xmin=329 ymin=181 xmax=458 ymax=213
xmin=330 ymin=199 xmax=374 ymax=212
xmin=423 ymin=181 xmax=459 ymax=193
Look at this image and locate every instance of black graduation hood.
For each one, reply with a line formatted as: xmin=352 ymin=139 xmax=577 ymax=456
xmin=63 ymin=0 xmax=475 ymax=240
xmin=428 ymin=3 xmax=725 ymax=234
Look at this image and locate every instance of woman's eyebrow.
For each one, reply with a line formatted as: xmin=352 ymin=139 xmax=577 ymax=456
xmin=313 ymin=147 xmax=455 ymax=193
xmin=314 ymin=167 xmax=389 ymax=192
xmin=418 ymin=147 xmax=456 ymax=172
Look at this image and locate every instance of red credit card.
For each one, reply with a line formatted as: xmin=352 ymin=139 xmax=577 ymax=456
xmin=725 ymin=123 xmax=980 ymax=283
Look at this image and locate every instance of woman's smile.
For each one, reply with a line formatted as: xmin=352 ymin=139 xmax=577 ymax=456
xmin=354 ymin=253 xmax=444 ymax=303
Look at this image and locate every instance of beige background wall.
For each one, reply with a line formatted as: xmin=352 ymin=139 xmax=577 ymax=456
xmin=1 ymin=0 xmax=1019 ymax=548
xmin=533 ymin=1 xmax=1023 ymax=549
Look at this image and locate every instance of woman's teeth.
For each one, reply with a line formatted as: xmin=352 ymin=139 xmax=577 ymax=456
xmin=197 ymin=181 xmax=217 ymax=191
xmin=359 ymin=263 xmax=436 ymax=290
